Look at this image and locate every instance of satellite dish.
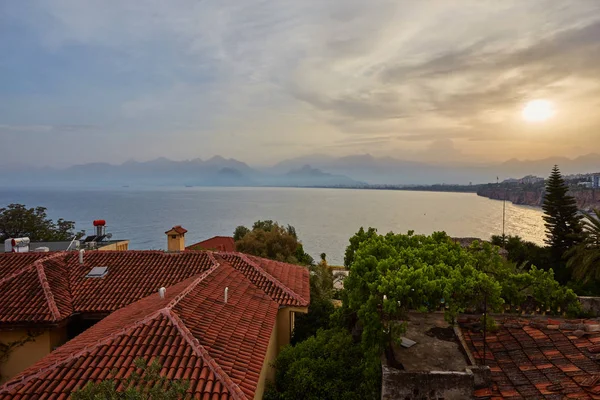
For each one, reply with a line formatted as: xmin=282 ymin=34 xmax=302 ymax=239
xmin=106 ymin=233 xmax=113 ymax=240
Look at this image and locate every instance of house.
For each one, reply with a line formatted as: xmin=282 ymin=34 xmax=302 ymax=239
xmin=382 ymin=313 xmax=600 ymax=399
xmin=186 ymin=236 xmax=236 ymax=252
xmin=3 ymin=220 xmax=129 ymax=253
xmin=0 ymin=226 xmax=309 ymax=399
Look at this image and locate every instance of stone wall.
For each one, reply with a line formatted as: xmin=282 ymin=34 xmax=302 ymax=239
xmin=381 ymin=367 xmax=476 ymax=400
xmin=579 ymin=297 xmax=600 ymax=317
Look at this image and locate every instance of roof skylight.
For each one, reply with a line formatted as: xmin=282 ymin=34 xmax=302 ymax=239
xmin=85 ymin=266 xmax=108 ymax=278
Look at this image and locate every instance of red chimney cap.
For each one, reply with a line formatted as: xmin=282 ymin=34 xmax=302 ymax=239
xmin=93 ymin=220 xmax=106 ymax=226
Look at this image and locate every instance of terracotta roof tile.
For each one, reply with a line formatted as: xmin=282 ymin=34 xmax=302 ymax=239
xmin=0 ymin=251 xmax=216 ymax=323
xmin=187 ymin=237 xmax=236 ymax=252
xmin=68 ymin=251 xmax=214 ymax=313
xmin=0 ymin=251 xmax=309 ymax=399
xmin=464 ymin=317 xmax=600 ymax=399
xmin=173 ymin=264 xmax=278 ymax=398
xmin=220 ymin=253 xmax=309 ymax=307
xmin=165 ymin=225 xmax=188 ymax=235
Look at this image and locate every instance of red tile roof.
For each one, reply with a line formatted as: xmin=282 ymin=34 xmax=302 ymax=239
xmin=0 ymin=253 xmax=69 ymax=323
xmin=165 ymin=225 xmax=188 ymax=235
xmin=186 ymin=236 xmax=236 ymax=252
xmin=68 ymin=251 xmax=214 ymax=314
xmin=0 ymin=251 xmax=308 ymax=325
xmin=220 ymin=253 xmax=309 ymax=307
xmin=462 ymin=317 xmax=600 ymax=399
xmin=0 ymin=255 xmax=295 ymax=399
xmin=0 ymin=251 xmax=216 ymax=323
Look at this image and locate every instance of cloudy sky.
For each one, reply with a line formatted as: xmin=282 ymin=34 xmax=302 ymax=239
xmin=2 ymin=1 xmax=600 ymax=167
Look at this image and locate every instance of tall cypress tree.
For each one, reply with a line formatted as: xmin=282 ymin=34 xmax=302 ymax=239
xmin=542 ymin=165 xmax=582 ymax=258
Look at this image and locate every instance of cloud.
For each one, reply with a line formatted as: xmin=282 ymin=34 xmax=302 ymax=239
xmin=2 ymin=1 xmax=600 ymax=166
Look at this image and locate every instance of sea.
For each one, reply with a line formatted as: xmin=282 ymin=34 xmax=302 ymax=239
xmin=0 ymin=187 xmax=546 ymax=266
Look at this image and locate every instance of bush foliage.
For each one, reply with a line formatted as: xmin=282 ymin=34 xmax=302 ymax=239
xmin=266 ymin=328 xmax=379 ymax=400
xmin=233 ymin=220 xmax=314 ymax=265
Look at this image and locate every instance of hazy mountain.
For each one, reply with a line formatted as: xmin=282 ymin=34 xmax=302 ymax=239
xmin=1 ymin=153 xmax=599 ymax=187
xmin=272 ymin=153 xmax=600 ymax=185
xmin=282 ymin=165 xmax=363 ymax=187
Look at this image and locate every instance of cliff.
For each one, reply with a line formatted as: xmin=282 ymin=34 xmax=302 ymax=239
xmin=477 ymin=186 xmax=600 ymax=210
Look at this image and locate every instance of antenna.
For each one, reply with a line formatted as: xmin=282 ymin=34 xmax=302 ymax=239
xmin=66 ymin=232 xmax=83 ymax=251
xmin=483 ymin=291 xmax=488 ymax=366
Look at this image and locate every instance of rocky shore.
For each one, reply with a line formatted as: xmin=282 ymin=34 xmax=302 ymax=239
xmin=477 ymin=187 xmax=600 ymax=211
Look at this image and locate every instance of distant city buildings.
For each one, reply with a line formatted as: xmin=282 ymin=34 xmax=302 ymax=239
xmin=575 ymin=174 xmax=600 ymax=189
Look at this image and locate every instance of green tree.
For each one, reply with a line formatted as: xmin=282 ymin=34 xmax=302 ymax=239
xmin=567 ymin=209 xmax=600 ymax=284
xmin=343 ymin=227 xmax=377 ymax=268
xmin=266 ymin=329 xmax=379 ymax=400
xmin=233 ymin=225 xmax=250 ymax=241
xmin=72 ymin=358 xmax=189 ymax=399
xmin=292 ymin=254 xmax=335 ymax=344
xmin=0 ymin=203 xmax=81 ymax=242
xmin=542 ymin=165 xmax=583 ymax=259
xmin=343 ymin=229 xmax=580 ymax=362
xmin=233 ymin=220 xmax=314 ymax=265
xmin=491 ymin=235 xmax=549 ymax=268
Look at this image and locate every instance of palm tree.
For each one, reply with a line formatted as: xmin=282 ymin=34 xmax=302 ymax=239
xmin=567 ymin=209 xmax=600 ymax=283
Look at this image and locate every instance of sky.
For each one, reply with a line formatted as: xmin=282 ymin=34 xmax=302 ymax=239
xmin=2 ymin=1 xmax=600 ymax=167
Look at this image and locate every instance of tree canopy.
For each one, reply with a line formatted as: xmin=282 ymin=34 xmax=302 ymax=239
xmin=233 ymin=220 xmax=314 ymax=265
xmin=343 ymin=229 xmax=580 ymax=359
xmin=567 ymin=209 xmax=600 ymax=284
xmin=0 ymin=203 xmax=81 ymax=242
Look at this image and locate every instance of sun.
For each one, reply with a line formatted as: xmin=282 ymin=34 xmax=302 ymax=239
xmin=522 ymin=99 xmax=555 ymax=122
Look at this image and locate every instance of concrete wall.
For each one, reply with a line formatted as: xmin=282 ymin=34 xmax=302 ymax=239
xmin=0 ymin=330 xmax=51 ymax=383
xmin=49 ymin=325 xmax=68 ymax=351
xmin=275 ymin=307 xmax=306 ymax=351
xmin=381 ymin=366 xmax=475 ymax=400
xmin=99 ymin=240 xmax=129 ymax=251
xmin=255 ymin=324 xmax=278 ymax=399
xmin=579 ymin=297 xmax=600 ymax=316
xmin=255 ymin=307 xmax=307 ymax=399
xmin=0 ymin=326 xmax=69 ymax=383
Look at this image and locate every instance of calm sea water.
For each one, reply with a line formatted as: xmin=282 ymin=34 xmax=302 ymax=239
xmin=0 ymin=187 xmax=546 ymax=265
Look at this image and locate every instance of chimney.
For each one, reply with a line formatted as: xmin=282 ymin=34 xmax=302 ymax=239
xmin=165 ymin=225 xmax=187 ymax=252
xmin=79 ymin=249 xmax=85 ymax=265
xmin=224 ymin=287 xmax=229 ymax=304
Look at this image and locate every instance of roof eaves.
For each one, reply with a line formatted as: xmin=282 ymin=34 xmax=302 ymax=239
xmin=162 ymin=308 xmax=247 ymax=400
xmin=231 ymin=253 xmax=309 ymax=307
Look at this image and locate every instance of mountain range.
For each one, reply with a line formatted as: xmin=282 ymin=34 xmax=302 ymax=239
xmin=2 ymin=153 xmax=599 ymax=187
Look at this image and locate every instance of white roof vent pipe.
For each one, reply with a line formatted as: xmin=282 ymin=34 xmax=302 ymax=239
xmin=224 ymin=287 xmax=229 ymax=304
xmin=158 ymin=287 xmax=166 ymax=299
xmin=79 ymin=249 xmax=85 ymax=265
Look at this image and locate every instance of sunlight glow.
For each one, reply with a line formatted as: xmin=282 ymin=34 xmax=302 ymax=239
xmin=522 ymin=99 xmax=555 ymax=122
